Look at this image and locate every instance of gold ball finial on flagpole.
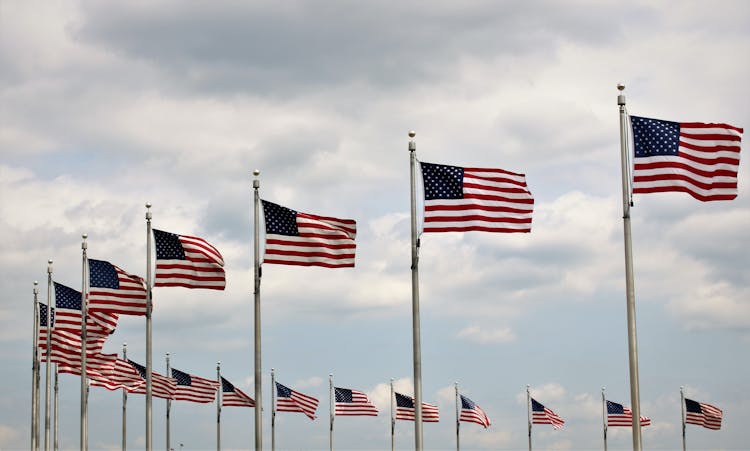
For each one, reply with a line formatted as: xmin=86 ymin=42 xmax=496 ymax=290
xmin=617 ymin=83 xmax=625 ymax=91
xmin=408 ymin=130 xmax=416 ymax=138
xmin=253 ymin=169 xmax=260 ymax=177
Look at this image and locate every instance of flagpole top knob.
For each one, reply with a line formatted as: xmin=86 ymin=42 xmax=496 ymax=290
xmin=617 ymin=83 xmax=625 ymax=91
xmin=253 ymin=169 xmax=260 ymax=177
xmin=82 ymin=233 xmax=88 ymax=239
xmin=34 ymin=280 xmax=38 ymax=286
xmin=408 ymin=131 xmax=416 ymax=138
xmin=146 ymin=202 xmax=152 ymax=209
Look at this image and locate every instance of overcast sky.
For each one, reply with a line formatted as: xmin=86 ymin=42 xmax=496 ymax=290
xmin=1 ymin=1 xmax=749 ymax=450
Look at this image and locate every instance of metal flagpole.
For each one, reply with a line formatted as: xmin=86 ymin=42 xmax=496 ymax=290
xmin=408 ymin=130 xmax=424 ymax=450
xmin=32 ymin=280 xmax=40 ymax=451
xmin=122 ymin=343 xmax=127 ymax=451
xmin=601 ymin=387 xmax=608 ymax=451
xmin=216 ymin=361 xmax=221 ymax=451
xmin=145 ymin=203 xmax=154 ymax=451
xmin=454 ymin=382 xmax=459 ymax=451
xmin=389 ymin=378 xmax=394 ymax=451
xmin=526 ymin=385 xmax=531 ymax=451
xmin=166 ymin=353 xmax=171 ymax=451
xmin=53 ymin=365 xmax=58 ymax=451
xmin=329 ymin=374 xmax=334 ymax=451
xmin=270 ymin=368 xmax=275 ymax=451
xmin=253 ymin=170 xmax=263 ymax=451
xmin=80 ymin=234 xmax=89 ymax=451
xmin=617 ymin=83 xmax=643 ymax=451
xmin=45 ymin=260 xmax=52 ymax=451
xmin=680 ymin=386 xmax=686 ymax=451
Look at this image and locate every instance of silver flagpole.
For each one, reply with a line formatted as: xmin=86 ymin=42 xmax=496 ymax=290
xmin=32 ymin=281 xmax=40 ymax=451
xmin=526 ymin=385 xmax=531 ymax=451
xmin=329 ymin=374 xmax=334 ymax=451
xmin=253 ymin=170 xmax=263 ymax=451
xmin=408 ymin=130 xmax=423 ymax=450
xmin=601 ymin=387 xmax=607 ymax=451
xmin=454 ymin=382 xmax=459 ymax=451
xmin=45 ymin=260 xmax=52 ymax=451
xmin=166 ymin=353 xmax=171 ymax=451
xmin=122 ymin=343 xmax=127 ymax=451
xmin=216 ymin=361 xmax=221 ymax=451
xmin=80 ymin=234 xmax=88 ymax=451
xmin=274 ymin=368 xmax=276 ymax=451
xmin=389 ymin=379 xmax=394 ymax=451
xmin=680 ymin=386 xmax=686 ymax=451
xmin=617 ymin=83 xmax=643 ymax=451
xmin=145 ymin=203 xmax=154 ymax=451
xmin=53 ymin=365 xmax=58 ymax=451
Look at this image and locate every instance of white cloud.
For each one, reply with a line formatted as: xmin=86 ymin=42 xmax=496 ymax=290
xmin=457 ymin=325 xmax=516 ymax=344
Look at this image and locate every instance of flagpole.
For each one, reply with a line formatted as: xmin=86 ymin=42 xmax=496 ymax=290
xmin=80 ymin=234 xmax=88 ymax=451
xmin=145 ymin=203 xmax=154 ymax=451
xmin=32 ymin=280 xmax=40 ymax=451
xmin=408 ymin=130 xmax=424 ymax=450
xmin=526 ymin=385 xmax=531 ymax=451
xmin=617 ymin=83 xmax=643 ymax=451
xmin=45 ymin=260 xmax=52 ymax=451
xmin=122 ymin=343 xmax=127 ymax=451
xmin=601 ymin=387 xmax=607 ymax=451
xmin=53 ymin=364 xmax=58 ymax=451
xmin=253 ymin=169 xmax=263 ymax=451
xmin=454 ymin=382 xmax=459 ymax=451
xmin=389 ymin=378 xmax=394 ymax=451
xmin=680 ymin=386 xmax=686 ymax=451
xmin=329 ymin=374 xmax=334 ymax=451
xmin=166 ymin=353 xmax=171 ymax=451
xmin=270 ymin=368 xmax=276 ymax=451
xmin=216 ymin=361 xmax=221 ymax=451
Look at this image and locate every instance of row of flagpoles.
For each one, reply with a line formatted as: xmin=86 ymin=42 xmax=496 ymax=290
xmin=29 ymin=85 xmax=742 ymax=450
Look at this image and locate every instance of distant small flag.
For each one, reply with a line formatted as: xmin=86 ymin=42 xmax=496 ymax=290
xmin=631 ymin=116 xmax=743 ymax=201
xmin=89 ymin=358 xmax=146 ymax=392
xmin=685 ymin=398 xmax=723 ymax=430
xmin=37 ymin=303 xmax=54 ymax=352
xmin=128 ymin=360 xmax=177 ymax=400
xmin=460 ymin=394 xmax=491 ymax=428
xmin=87 ymin=259 xmax=147 ymax=316
xmin=221 ymin=377 xmax=255 ymax=407
xmin=395 ymin=392 xmax=440 ymax=422
xmin=261 ymin=200 xmax=356 ymax=268
xmin=171 ymin=368 xmax=219 ymax=403
xmin=334 ymin=387 xmax=378 ymax=416
xmin=606 ymin=400 xmax=651 ymax=427
xmin=153 ymin=229 xmax=226 ymax=290
xmin=420 ymin=162 xmax=534 ymax=233
xmin=275 ymin=382 xmax=319 ymax=420
xmin=531 ymin=398 xmax=564 ymax=430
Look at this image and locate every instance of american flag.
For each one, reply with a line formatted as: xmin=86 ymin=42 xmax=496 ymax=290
xmin=275 ymin=382 xmax=319 ymax=420
xmin=52 ymin=351 xmax=118 ymax=378
xmin=153 ymin=229 xmax=226 ymax=290
xmin=171 ymin=368 xmax=220 ymax=403
xmin=685 ymin=398 xmax=723 ymax=430
xmin=334 ymin=387 xmax=378 ymax=416
xmin=395 ymin=392 xmax=440 ymax=422
xmin=88 ymin=259 xmax=147 ymax=316
xmin=53 ymin=282 xmax=116 ymax=340
xmin=460 ymin=394 xmax=491 ymax=428
xmin=89 ymin=358 xmax=146 ymax=392
xmin=606 ymin=400 xmax=651 ymax=427
xmin=37 ymin=303 xmax=54 ymax=352
xmin=531 ymin=398 xmax=564 ymax=430
xmin=128 ymin=359 xmax=177 ymax=400
xmin=221 ymin=377 xmax=255 ymax=407
xmin=631 ymin=116 xmax=743 ymax=202
xmin=420 ymin=162 xmax=534 ymax=233
xmin=261 ymin=200 xmax=356 ymax=268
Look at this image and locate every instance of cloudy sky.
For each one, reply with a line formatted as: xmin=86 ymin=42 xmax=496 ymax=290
xmin=1 ymin=1 xmax=749 ymax=449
